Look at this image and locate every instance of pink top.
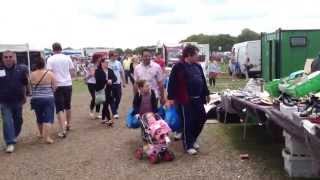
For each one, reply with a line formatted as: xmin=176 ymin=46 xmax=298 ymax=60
xmin=154 ymin=58 xmax=165 ymax=70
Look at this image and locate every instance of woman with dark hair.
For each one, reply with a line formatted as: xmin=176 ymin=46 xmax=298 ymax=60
xmin=95 ymin=58 xmax=117 ymax=126
xmin=167 ymin=44 xmax=210 ymax=155
xmin=85 ymin=53 xmax=103 ymax=119
xmin=30 ymin=57 xmax=56 ymax=144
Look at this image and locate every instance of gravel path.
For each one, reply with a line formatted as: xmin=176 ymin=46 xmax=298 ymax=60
xmin=0 ymin=86 xmax=287 ymax=180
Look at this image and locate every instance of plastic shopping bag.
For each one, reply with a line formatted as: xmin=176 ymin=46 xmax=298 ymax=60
xmin=165 ymin=106 xmax=181 ymax=132
xmin=157 ymin=106 xmax=166 ymax=119
xmin=126 ymin=108 xmax=141 ymax=129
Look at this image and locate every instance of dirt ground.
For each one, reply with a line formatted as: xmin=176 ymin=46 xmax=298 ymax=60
xmin=0 ymin=85 xmax=289 ymax=180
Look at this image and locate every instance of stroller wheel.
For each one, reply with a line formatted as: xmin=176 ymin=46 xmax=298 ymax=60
xmin=163 ymin=150 xmax=175 ymax=161
xmin=135 ymin=147 xmax=144 ymax=160
xmin=148 ymin=154 xmax=160 ymax=164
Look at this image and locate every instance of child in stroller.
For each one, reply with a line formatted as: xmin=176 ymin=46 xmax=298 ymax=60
xmin=132 ymin=80 xmax=175 ymax=163
xmin=135 ymin=113 xmax=175 ymax=164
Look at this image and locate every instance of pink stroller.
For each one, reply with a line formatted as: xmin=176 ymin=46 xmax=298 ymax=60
xmin=135 ymin=113 xmax=175 ymax=164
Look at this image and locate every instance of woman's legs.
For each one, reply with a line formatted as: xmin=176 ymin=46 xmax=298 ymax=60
xmin=209 ymin=77 xmax=213 ymax=87
xmin=87 ymin=83 xmax=95 ymax=112
xmin=212 ymin=78 xmax=216 ymax=87
xmin=37 ymin=123 xmax=43 ymax=138
xmin=101 ymin=100 xmax=111 ymax=122
xmin=42 ymin=123 xmax=53 ymax=144
xmin=88 ymin=83 xmax=101 ymax=118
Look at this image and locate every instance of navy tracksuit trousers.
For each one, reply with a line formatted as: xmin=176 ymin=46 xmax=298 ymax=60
xmin=177 ymin=98 xmax=206 ymax=150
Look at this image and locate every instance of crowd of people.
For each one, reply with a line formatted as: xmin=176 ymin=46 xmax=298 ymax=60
xmin=0 ymin=43 xmax=210 ymax=156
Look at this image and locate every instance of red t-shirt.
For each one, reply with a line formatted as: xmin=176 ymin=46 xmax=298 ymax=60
xmin=154 ymin=58 xmax=165 ymax=69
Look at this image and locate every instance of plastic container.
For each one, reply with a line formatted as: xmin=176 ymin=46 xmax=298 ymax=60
xmin=285 ymin=71 xmax=320 ymax=97
xmin=265 ymin=79 xmax=281 ymax=97
xmin=283 ymin=131 xmax=309 ymax=156
xmin=282 ymin=149 xmax=320 ymax=178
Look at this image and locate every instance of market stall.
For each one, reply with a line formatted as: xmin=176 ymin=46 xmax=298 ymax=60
xmin=219 ymin=68 xmax=320 ymax=177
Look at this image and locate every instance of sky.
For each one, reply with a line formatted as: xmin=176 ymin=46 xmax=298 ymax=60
xmin=0 ymin=0 xmax=319 ymax=49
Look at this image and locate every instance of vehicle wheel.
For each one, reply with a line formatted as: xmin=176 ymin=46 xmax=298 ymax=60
xmin=148 ymin=154 xmax=160 ymax=164
xmin=135 ymin=147 xmax=144 ymax=160
xmin=163 ymin=150 xmax=175 ymax=161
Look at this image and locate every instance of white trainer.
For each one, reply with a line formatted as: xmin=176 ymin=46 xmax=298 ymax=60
xmin=96 ymin=115 xmax=102 ymax=119
xmin=113 ymin=114 xmax=119 ymax=119
xmin=187 ymin=148 xmax=198 ymax=155
xmin=5 ymin=145 xmax=15 ymax=153
xmin=193 ymin=143 xmax=200 ymax=150
xmin=174 ymin=132 xmax=182 ymax=140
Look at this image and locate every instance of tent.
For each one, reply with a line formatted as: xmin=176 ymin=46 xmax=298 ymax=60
xmin=0 ymin=44 xmax=43 ymax=74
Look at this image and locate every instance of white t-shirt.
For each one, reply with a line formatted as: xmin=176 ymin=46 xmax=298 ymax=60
xmin=134 ymin=61 xmax=163 ymax=98
xmin=109 ymin=60 xmax=123 ymax=84
xmin=46 ymin=54 xmax=74 ymax=87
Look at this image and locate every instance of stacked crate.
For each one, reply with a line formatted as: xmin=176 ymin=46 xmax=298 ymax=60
xmin=282 ymin=131 xmax=320 ymax=177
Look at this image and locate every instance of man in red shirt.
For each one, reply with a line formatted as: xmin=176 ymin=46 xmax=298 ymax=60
xmin=154 ymin=53 xmax=165 ymax=71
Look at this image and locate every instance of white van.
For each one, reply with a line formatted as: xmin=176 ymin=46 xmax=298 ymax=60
xmin=232 ymin=40 xmax=261 ymax=77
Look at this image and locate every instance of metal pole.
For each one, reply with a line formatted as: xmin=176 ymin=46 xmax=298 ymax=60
xmin=26 ymin=43 xmax=31 ymax=75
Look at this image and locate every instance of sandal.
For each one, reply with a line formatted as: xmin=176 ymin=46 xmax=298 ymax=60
xmin=58 ymin=131 xmax=67 ymax=138
xmin=106 ymin=120 xmax=114 ymax=127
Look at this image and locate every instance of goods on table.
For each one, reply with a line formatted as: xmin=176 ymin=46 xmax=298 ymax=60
xmin=265 ymin=79 xmax=281 ymax=97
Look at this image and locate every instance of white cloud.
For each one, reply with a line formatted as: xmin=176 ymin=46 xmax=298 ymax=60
xmin=0 ymin=0 xmax=319 ymax=49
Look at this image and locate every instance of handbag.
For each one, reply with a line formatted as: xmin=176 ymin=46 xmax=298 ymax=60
xmin=95 ymin=89 xmax=105 ymax=105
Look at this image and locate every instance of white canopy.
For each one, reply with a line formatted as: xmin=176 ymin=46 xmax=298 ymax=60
xmin=0 ymin=44 xmax=32 ymax=73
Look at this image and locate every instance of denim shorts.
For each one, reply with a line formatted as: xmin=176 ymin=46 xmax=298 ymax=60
xmin=31 ymin=97 xmax=55 ymax=124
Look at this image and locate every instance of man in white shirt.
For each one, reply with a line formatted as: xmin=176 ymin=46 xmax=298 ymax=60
xmin=108 ymin=52 xmax=125 ymax=119
xmin=134 ymin=49 xmax=165 ymax=104
xmin=46 ymin=43 xmax=75 ymax=138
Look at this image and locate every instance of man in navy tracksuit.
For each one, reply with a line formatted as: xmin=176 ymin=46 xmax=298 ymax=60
xmin=167 ymin=45 xmax=210 ymax=155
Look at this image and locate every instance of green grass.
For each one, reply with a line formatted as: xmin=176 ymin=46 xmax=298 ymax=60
xmin=72 ymin=79 xmax=87 ymax=94
xmin=208 ymin=73 xmax=247 ymax=93
xmin=207 ymin=124 xmax=313 ymax=180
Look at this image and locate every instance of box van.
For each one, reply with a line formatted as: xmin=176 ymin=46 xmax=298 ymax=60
xmin=232 ymin=40 xmax=261 ymax=77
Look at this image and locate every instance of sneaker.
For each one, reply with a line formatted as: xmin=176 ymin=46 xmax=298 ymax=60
xmin=96 ymin=115 xmax=102 ymax=119
xmin=113 ymin=114 xmax=119 ymax=119
xmin=174 ymin=132 xmax=182 ymax=140
xmin=187 ymin=148 xmax=197 ymax=155
xmin=5 ymin=145 xmax=15 ymax=153
xmin=193 ymin=143 xmax=200 ymax=150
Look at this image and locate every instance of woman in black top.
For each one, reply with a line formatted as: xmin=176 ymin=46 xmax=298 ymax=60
xmin=95 ymin=58 xmax=117 ymax=126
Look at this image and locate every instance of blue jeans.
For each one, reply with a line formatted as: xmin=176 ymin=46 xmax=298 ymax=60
xmin=0 ymin=102 xmax=23 ymax=145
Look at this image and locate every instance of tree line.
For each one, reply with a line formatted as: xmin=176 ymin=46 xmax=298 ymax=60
xmin=106 ymin=28 xmax=260 ymax=55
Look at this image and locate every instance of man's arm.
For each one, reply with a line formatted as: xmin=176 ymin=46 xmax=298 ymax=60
xmin=68 ymin=59 xmax=76 ymax=78
xmin=22 ymin=66 xmax=30 ymax=103
xmin=156 ymin=66 xmax=165 ymax=104
xmin=120 ymin=63 xmax=126 ymax=87
xmin=133 ymin=66 xmax=139 ymax=94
